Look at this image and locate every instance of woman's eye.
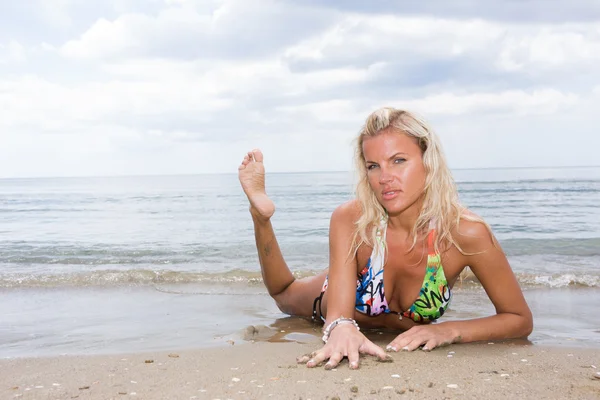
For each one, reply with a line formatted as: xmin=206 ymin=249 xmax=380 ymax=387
xmin=367 ymin=164 xmax=378 ymax=170
xmin=394 ymin=158 xmax=406 ymax=164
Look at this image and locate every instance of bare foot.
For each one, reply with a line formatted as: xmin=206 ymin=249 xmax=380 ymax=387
xmin=238 ymin=149 xmax=275 ymax=220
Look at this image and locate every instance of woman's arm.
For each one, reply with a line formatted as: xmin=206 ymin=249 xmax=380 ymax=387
xmin=300 ymin=201 xmax=388 ymax=368
xmin=444 ymin=219 xmax=533 ymax=342
xmin=323 ymin=201 xmax=361 ymax=324
xmin=386 ymin=219 xmax=533 ymax=351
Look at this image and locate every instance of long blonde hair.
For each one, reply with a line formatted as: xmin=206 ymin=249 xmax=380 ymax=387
xmin=353 ymin=107 xmax=494 ymax=256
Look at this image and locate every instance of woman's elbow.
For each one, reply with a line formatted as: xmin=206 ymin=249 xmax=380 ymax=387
xmin=518 ymin=311 xmax=534 ymax=338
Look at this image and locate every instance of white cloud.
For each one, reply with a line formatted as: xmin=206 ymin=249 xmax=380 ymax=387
xmin=0 ymin=1 xmax=599 ymax=177
xmin=0 ymin=41 xmax=27 ymax=64
xmin=60 ymin=0 xmax=336 ymax=60
xmin=61 ymin=14 xmax=169 ymax=59
xmin=498 ymin=25 xmax=600 ymax=71
xmin=285 ymin=15 xmax=502 ymax=63
xmin=397 ymin=89 xmax=579 ymax=116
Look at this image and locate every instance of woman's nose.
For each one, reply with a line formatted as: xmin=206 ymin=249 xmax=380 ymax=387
xmin=379 ymin=169 xmax=393 ymax=183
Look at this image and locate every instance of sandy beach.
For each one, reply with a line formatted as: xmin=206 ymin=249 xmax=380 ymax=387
xmin=3 ymin=333 xmax=600 ymax=400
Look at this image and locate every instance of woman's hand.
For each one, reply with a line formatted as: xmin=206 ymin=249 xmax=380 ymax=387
xmin=386 ymin=323 xmax=461 ymax=352
xmin=297 ymin=324 xmax=390 ymax=369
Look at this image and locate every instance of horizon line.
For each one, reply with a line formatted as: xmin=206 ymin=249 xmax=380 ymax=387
xmin=0 ymin=164 xmax=599 ymax=180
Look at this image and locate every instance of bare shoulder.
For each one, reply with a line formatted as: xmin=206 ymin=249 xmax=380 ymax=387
xmin=330 ymin=199 xmax=361 ymax=227
xmin=451 ymin=209 xmax=497 ymax=254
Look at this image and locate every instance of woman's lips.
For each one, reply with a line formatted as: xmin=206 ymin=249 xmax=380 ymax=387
xmin=382 ymin=190 xmax=400 ymax=201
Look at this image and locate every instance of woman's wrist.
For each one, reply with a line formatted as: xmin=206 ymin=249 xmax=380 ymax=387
xmin=322 ymin=316 xmax=359 ymax=343
xmin=440 ymin=322 xmax=464 ymax=344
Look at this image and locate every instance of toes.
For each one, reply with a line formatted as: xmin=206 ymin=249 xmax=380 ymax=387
xmin=240 ymin=154 xmax=251 ymax=168
xmin=251 ymin=149 xmax=264 ymax=163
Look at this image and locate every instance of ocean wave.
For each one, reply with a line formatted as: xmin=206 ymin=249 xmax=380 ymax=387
xmin=459 ymin=271 xmax=600 ymax=288
xmin=517 ymin=273 xmax=600 ymax=288
xmin=1 ymin=269 xmax=598 ymax=289
xmin=1 ymin=237 xmax=598 ymax=266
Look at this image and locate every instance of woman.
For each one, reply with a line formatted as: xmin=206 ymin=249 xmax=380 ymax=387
xmin=238 ymin=107 xmax=533 ymax=370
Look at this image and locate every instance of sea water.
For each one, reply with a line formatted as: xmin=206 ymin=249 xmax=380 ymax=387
xmin=1 ymin=167 xmax=599 ymax=357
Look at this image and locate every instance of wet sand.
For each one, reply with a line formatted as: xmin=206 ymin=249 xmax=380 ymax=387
xmin=2 ymin=336 xmax=600 ymax=400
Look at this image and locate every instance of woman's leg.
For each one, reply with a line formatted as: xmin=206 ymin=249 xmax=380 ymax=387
xmin=239 ymin=149 xmax=327 ymax=317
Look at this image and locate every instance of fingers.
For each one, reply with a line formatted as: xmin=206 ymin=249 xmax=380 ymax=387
xmin=387 ymin=328 xmax=424 ymax=352
xmin=325 ymin=351 xmax=344 ymax=370
xmin=403 ymin=337 xmax=427 ymax=352
xmin=360 ymin=340 xmax=389 ymax=361
xmin=306 ymin=351 xmax=328 ymax=368
xmin=296 ymin=351 xmax=316 ymax=364
xmin=386 ymin=333 xmax=408 ymax=352
xmin=347 ymin=349 xmax=360 ymax=370
xmin=387 ymin=327 xmax=443 ymax=352
xmin=422 ymin=338 xmax=438 ymax=352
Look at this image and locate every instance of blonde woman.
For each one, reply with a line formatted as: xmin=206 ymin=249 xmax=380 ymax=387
xmin=238 ymin=108 xmax=533 ymax=369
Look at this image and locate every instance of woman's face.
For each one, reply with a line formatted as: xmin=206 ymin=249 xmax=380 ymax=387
xmin=362 ymin=128 xmax=427 ymax=216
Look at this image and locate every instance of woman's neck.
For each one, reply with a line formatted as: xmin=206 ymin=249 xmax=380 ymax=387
xmin=385 ymin=198 xmax=424 ymax=238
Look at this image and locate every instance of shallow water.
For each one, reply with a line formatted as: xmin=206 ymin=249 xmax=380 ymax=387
xmin=1 ymin=167 xmax=600 ymax=357
xmin=1 ymin=285 xmax=599 ymax=358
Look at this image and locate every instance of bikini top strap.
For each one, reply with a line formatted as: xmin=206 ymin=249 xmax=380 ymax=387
xmin=427 ymin=219 xmax=437 ymax=255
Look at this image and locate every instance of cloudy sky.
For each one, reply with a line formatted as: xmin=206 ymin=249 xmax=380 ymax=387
xmin=1 ymin=0 xmax=599 ymax=178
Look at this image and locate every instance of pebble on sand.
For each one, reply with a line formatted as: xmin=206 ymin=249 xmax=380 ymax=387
xmin=168 ymin=354 xmax=180 ymax=358
xmin=447 ymin=384 xmax=459 ymax=389
xmin=391 ymin=374 xmax=400 ymax=378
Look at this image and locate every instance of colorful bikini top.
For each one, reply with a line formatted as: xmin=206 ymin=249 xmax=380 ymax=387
xmin=355 ymin=220 xmax=452 ymax=322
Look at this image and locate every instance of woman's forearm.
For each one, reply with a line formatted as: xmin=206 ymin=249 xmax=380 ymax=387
xmin=442 ymin=313 xmax=533 ymax=344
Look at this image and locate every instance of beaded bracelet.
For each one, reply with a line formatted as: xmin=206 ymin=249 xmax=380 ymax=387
xmin=321 ymin=316 xmax=360 ymax=343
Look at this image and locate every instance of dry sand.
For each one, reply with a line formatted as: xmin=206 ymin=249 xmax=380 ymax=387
xmin=2 ymin=332 xmax=600 ymax=400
